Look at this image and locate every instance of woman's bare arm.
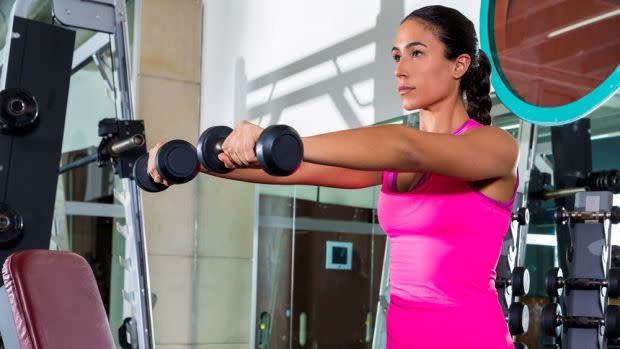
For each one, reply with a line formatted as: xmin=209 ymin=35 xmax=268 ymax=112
xmin=202 ymin=161 xmax=382 ymax=189
xmin=302 ymin=124 xmax=519 ymax=181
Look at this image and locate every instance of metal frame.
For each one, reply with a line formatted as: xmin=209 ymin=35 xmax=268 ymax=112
xmin=372 ymin=240 xmax=390 ymax=349
xmin=50 ymin=0 xmax=155 ymax=348
xmin=71 ymin=32 xmax=111 ymax=72
xmin=249 ymin=188 xmax=260 ymax=349
xmin=110 ymin=2 xmax=155 ymax=347
xmin=479 ymin=0 xmax=620 ymax=126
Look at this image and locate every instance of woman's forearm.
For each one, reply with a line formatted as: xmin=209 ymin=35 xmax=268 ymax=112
xmin=302 ymin=124 xmax=420 ymax=171
xmin=200 ymin=161 xmax=382 ymax=189
xmin=200 ymin=165 xmax=294 ymax=185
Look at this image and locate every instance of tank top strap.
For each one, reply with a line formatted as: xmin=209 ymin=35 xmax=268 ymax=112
xmin=456 ymin=119 xmax=521 ymax=213
xmin=382 ymin=171 xmax=398 ymax=193
xmin=453 ymin=118 xmax=483 ymax=135
xmin=514 ymin=169 xmax=520 ymax=194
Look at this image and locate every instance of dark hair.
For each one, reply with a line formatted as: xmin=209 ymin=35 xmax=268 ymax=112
xmin=402 ymin=6 xmax=492 ymax=125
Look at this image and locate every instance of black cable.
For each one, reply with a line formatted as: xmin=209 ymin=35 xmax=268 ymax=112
xmin=58 ymin=153 xmax=98 ymax=174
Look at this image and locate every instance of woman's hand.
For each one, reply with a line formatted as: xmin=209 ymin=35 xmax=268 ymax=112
xmin=147 ymin=141 xmax=172 ymax=187
xmin=218 ymin=120 xmax=264 ymax=169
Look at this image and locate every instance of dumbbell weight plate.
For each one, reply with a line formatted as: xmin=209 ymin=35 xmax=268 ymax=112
xmin=508 ymin=302 xmax=529 ymax=336
xmin=606 ymin=305 xmax=620 ymax=339
xmin=541 ymin=303 xmax=562 ymax=338
xmin=554 ymin=206 xmax=567 ymax=225
xmin=133 ymin=154 xmax=168 ymax=193
xmin=155 ymin=140 xmax=200 ymax=184
xmin=197 ymin=126 xmax=233 ymax=174
xmin=256 ymin=125 xmax=303 ymax=176
xmin=512 ymin=267 xmax=530 ymax=297
xmin=545 ymin=267 xmax=563 ymax=297
xmin=609 ymin=268 xmax=620 ymax=299
xmin=515 ymin=207 xmax=529 ymax=225
xmin=612 ymin=206 xmax=620 ymax=225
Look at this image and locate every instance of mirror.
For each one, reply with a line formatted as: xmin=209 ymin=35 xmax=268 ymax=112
xmin=480 ymin=0 xmax=620 ymax=125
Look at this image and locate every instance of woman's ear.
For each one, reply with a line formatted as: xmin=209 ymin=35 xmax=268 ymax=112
xmin=453 ymin=54 xmax=471 ymax=79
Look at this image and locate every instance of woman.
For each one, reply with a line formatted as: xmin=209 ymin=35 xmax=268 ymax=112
xmin=148 ymin=5 xmax=518 ymax=348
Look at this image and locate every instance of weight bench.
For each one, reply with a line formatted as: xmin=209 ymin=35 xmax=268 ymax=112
xmin=0 ymin=250 xmax=115 ymax=349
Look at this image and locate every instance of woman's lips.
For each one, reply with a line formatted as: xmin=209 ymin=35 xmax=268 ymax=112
xmin=398 ymin=87 xmax=415 ymax=95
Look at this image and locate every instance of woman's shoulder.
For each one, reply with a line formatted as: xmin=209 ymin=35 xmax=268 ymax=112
xmin=461 ymin=122 xmax=517 ymax=143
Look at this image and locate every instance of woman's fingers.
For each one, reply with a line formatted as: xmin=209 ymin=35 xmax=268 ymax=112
xmin=219 ymin=120 xmax=263 ymax=168
xmin=218 ymin=153 xmax=236 ymax=169
xmin=147 ymin=141 xmax=169 ymax=185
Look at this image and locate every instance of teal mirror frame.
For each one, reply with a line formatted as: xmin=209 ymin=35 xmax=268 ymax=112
xmin=479 ymin=0 xmax=620 ymax=126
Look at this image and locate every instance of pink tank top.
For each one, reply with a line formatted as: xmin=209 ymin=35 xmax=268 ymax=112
xmin=377 ymin=118 xmax=519 ymax=304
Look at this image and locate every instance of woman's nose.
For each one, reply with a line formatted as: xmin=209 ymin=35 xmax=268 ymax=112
xmin=394 ymin=60 xmax=407 ymax=78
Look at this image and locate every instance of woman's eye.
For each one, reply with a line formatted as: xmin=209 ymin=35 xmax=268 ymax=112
xmin=392 ymin=54 xmax=401 ymax=62
xmin=412 ymin=50 xmax=423 ymax=57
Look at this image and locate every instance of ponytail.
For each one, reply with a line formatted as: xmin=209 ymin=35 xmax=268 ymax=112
xmin=462 ymin=49 xmax=492 ymax=125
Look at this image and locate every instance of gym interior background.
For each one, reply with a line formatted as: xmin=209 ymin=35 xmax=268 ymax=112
xmin=0 ymin=0 xmax=619 ymax=348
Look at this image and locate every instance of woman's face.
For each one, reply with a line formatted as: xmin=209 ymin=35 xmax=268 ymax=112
xmin=392 ymin=19 xmax=461 ymax=111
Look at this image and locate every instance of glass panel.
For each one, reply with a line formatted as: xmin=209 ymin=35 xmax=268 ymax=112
xmin=493 ymin=0 xmax=620 ymax=107
xmin=255 ymin=185 xmax=296 ymax=348
xmin=291 ymin=185 xmax=384 ymax=348
xmin=287 ymin=115 xmax=407 ymax=348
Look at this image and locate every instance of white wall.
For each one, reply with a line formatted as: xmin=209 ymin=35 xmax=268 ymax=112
xmin=201 ymin=0 xmax=483 ymax=135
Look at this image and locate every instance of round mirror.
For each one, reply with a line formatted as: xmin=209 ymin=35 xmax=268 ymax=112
xmin=480 ymin=0 xmax=620 ymax=125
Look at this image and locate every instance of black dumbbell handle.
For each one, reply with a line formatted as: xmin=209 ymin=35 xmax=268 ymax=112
xmin=199 ymin=125 xmax=303 ymax=176
xmin=556 ymin=206 xmax=620 ymax=224
xmin=560 ymin=316 xmax=604 ymax=328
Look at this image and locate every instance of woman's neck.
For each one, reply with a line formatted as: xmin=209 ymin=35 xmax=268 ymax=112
xmin=418 ymin=95 xmax=469 ymax=134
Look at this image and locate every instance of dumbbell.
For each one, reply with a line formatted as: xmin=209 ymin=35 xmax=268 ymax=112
xmin=496 ymin=267 xmax=530 ymax=297
xmin=512 ymin=207 xmax=529 ymax=225
xmin=0 ymin=88 xmax=38 ymax=131
xmin=555 ymin=206 xmax=620 ymax=225
xmin=613 ymin=245 xmax=620 ymax=268
xmin=545 ymin=267 xmax=620 ymax=298
xmin=133 ymin=140 xmax=200 ymax=192
xmin=198 ymin=124 xmax=303 ymax=176
xmin=542 ymin=303 xmax=620 ymax=339
xmin=506 ymin=302 xmax=529 ymax=336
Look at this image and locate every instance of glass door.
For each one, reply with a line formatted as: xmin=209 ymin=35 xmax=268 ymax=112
xmin=290 ymin=185 xmax=384 ymax=348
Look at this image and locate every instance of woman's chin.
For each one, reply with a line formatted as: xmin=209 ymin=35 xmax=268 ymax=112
xmin=401 ymin=101 xmax=419 ymax=111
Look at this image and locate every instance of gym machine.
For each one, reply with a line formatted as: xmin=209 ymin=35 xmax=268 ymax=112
xmin=536 ymin=119 xmax=620 ymax=349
